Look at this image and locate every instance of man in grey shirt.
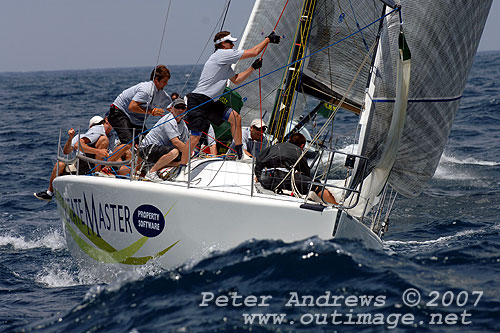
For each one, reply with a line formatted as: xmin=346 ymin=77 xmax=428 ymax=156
xmin=139 ymin=98 xmax=189 ymax=181
xmin=230 ymin=118 xmax=269 ymax=158
xmin=108 ymin=64 xmax=172 ymax=155
xmin=179 ymin=30 xmax=280 ymax=170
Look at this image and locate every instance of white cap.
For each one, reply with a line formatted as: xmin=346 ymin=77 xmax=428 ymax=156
xmin=214 ymin=34 xmax=238 ymax=45
xmin=89 ymin=116 xmax=104 ymax=128
xmin=250 ymin=119 xmax=267 ymax=129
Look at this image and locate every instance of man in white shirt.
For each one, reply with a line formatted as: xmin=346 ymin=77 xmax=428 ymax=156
xmin=179 ymin=30 xmax=281 ymax=171
xmin=34 ymin=116 xmax=113 ymax=201
xmin=230 ymin=118 xmax=269 ymax=158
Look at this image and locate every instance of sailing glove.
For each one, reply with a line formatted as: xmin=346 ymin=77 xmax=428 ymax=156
xmin=252 ymin=58 xmax=263 ymax=70
xmin=267 ymin=31 xmax=281 ymax=44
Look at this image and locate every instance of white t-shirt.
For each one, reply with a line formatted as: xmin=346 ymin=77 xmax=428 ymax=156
xmin=140 ymin=112 xmax=188 ymax=149
xmin=71 ymin=125 xmax=106 ymax=155
xmin=192 ymin=49 xmax=244 ymax=99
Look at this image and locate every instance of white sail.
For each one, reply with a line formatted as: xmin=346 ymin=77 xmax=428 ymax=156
xmin=367 ymin=0 xmax=492 ymax=198
xmin=230 ymin=0 xmax=304 ymax=125
xmin=302 ymin=0 xmax=384 ymax=110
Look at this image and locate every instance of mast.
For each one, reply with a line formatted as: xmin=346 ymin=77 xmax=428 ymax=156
xmin=268 ymin=0 xmax=317 ymax=142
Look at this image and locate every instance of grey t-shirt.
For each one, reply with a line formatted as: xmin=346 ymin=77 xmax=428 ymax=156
xmin=71 ymin=125 xmax=106 ymax=155
xmin=192 ymin=49 xmax=244 ymax=99
xmin=230 ymin=127 xmax=268 ymax=156
xmin=113 ymin=81 xmax=172 ymax=125
xmin=140 ymin=112 xmax=188 ymax=149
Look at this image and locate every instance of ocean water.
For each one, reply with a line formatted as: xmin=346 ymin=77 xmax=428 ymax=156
xmin=1 ymin=51 xmax=499 ymax=332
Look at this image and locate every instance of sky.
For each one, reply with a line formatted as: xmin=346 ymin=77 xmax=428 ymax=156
xmin=1 ymin=0 xmax=499 ymax=73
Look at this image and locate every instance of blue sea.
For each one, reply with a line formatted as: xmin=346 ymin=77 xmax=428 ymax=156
xmin=1 ymin=51 xmax=499 ymax=332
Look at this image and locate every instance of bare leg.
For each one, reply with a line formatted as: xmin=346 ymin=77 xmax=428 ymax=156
xmin=94 ymin=136 xmax=110 ymax=171
xmin=109 ymin=143 xmax=132 ymax=162
xmin=227 ymin=110 xmax=242 ymax=145
xmin=48 ymin=161 xmax=66 ymax=192
xmin=180 ymin=135 xmax=200 ymax=165
xmin=317 ymin=189 xmax=338 ymax=205
xmin=150 ymin=149 xmax=179 ymax=173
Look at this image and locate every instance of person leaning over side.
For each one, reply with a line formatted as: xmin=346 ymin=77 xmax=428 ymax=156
xmin=108 ymin=64 xmax=172 ymax=156
xmin=138 ymin=98 xmax=189 ymax=181
xmin=255 ymin=133 xmax=338 ymax=205
xmin=178 ymin=30 xmax=281 ymax=173
xmin=34 ymin=116 xmax=112 ymax=202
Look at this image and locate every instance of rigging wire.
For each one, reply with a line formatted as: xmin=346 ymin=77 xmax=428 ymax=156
xmin=287 ymin=0 xmax=318 ymax=141
xmin=180 ymin=0 xmax=232 ymax=96
xmin=220 ymin=0 xmax=231 ymax=31
xmin=93 ymin=7 xmax=398 ymax=176
xmin=143 ymin=0 xmax=173 ymax=133
xmin=273 ymin=38 xmax=378 ymax=194
xmin=256 ymin=0 xmax=291 ymax=149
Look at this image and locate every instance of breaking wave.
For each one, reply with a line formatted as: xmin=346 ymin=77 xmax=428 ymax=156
xmin=0 ymin=229 xmax=65 ymax=250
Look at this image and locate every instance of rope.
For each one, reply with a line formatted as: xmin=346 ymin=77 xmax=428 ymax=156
xmin=273 ymin=38 xmax=378 ymax=192
xmin=180 ymin=1 xmax=232 ymax=96
xmin=90 ymin=7 xmax=398 ymax=177
xmin=257 ymin=0 xmax=291 ymax=149
xmin=286 ymin=0 xmax=318 ymax=140
xmin=348 ymin=0 xmax=369 ymax=52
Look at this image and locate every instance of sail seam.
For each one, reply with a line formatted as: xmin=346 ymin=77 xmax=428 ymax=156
xmin=373 ymin=95 xmax=462 ymax=103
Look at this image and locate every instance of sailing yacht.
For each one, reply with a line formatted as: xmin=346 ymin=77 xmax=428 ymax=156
xmin=53 ymin=0 xmax=492 ymax=272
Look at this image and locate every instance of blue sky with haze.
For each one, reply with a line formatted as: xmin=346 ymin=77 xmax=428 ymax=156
xmin=1 ymin=0 xmax=498 ymax=72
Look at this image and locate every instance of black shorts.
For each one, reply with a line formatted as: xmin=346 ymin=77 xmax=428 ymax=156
xmin=62 ymin=160 xmax=94 ymax=176
xmin=259 ymin=169 xmax=313 ymax=195
xmin=108 ymin=106 xmax=145 ymax=145
xmin=186 ymin=93 xmax=229 ymax=134
xmin=139 ymin=145 xmax=179 ymax=164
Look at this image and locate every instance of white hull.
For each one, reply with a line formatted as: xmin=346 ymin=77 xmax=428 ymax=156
xmin=53 ymin=160 xmax=381 ymax=271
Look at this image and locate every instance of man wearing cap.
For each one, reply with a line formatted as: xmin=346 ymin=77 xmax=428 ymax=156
xmin=139 ymin=98 xmax=189 ymax=181
xmin=179 ymin=30 xmax=281 ymax=171
xmin=230 ymin=118 xmax=269 ymax=158
xmin=34 ymin=116 xmax=113 ymax=201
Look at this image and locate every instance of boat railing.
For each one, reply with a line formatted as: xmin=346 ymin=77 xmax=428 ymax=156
xmin=308 ymin=147 xmax=368 ymax=210
xmin=55 ymin=128 xmax=133 ymax=178
xmin=56 ymin=155 xmax=132 ymax=168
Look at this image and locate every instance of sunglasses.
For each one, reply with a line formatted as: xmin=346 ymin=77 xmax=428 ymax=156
xmin=174 ymin=104 xmax=187 ymax=110
xmin=253 ymin=125 xmax=266 ymax=131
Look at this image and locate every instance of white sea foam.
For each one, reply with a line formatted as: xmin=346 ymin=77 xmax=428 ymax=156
xmin=36 ymin=264 xmax=80 ymax=288
xmin=433 ymin=164 xmax=474 ymax=180
xmin=0 ymin=230 xmax=66 ymax=250
xmin=384 ymin=228 xmax=480 ymax=249
xmin=440 ymin=153 xmax=499 ymax=167
xmin=82 ymin=262 xmax=164 ymax=300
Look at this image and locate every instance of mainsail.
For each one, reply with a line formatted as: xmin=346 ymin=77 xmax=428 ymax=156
xmin=231 ymin=0 xmax=304 ymax=125
xmin=301 ymin=0 xmax=384 ymax=112
xmin=233 ymin=0 xmax=492 ymax=201
xmin=232 ymin=0 xmax=385 ymax=124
